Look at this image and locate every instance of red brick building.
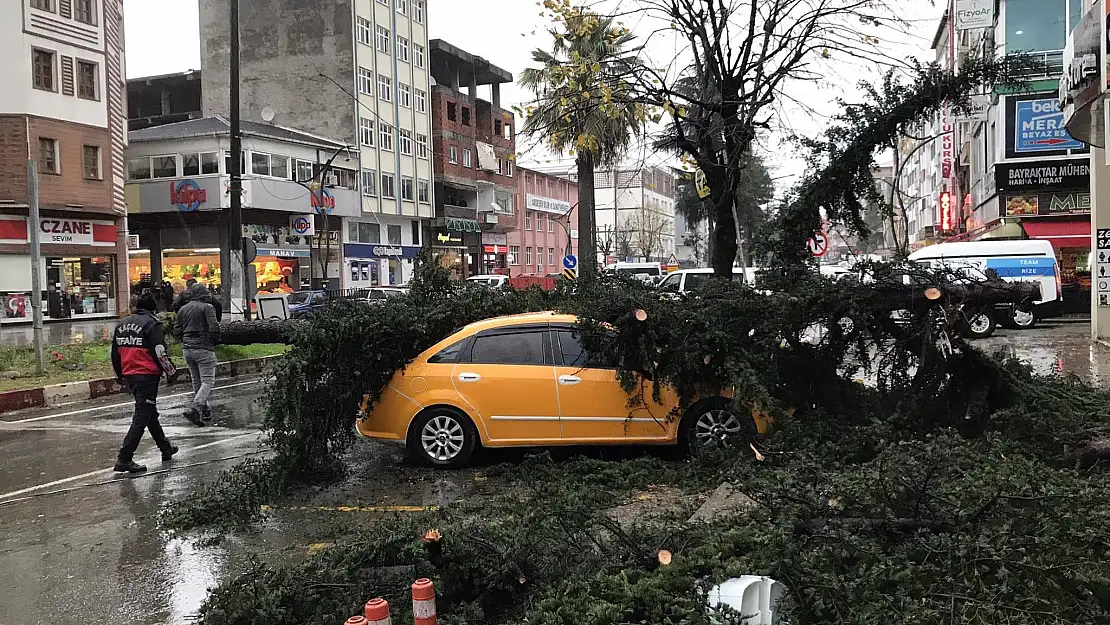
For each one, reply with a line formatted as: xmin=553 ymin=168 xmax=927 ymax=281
xmin=0 ymin=0 xmax=129 ymax=325
xmin=508 ymin=168 xmax=579 ymax=276
xmin=428 ymin=40 xmax=517 ymax=278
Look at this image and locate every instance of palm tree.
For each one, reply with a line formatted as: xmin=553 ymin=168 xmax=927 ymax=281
xmin=519 ymin=9 xmax=647 ymax=279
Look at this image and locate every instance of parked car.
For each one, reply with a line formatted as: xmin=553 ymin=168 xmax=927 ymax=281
xmin=365 ymin=286 xmax=408 ymax=304
xmin=355 ymin=312 xmax=742 ymax=467
xmin=656 ymin=268 xmax=746 ymax=294
xmin=287 ymin=290 xmax=328 ymax=318
xmin=605 ymin=262 xmax=663 ymax=284
xmin=466 ymin=274 xmax=510 ymax=288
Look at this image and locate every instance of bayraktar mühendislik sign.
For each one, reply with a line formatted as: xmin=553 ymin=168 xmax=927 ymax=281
xmin=995 ymin=159 xmax=1090 ymax=193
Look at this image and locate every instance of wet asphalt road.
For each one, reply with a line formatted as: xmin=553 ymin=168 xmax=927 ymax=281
xmin=0 ymin=318 xmax=1108 ymax=625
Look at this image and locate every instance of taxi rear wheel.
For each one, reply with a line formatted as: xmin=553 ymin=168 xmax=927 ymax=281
xmin=407 ymin=407 xmax=478 ymax=468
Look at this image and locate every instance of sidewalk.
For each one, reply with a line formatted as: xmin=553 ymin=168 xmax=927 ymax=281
xmin=0 ymin=320 xmax=117 ymax=346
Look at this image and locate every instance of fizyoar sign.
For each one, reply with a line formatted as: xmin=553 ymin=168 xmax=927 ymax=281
xmin=955 ymin=0 xmax=993 ymax=30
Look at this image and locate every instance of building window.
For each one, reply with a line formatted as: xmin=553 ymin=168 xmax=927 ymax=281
xmin=413 ymin=43 xmax=425 ymax=68
xmin=381 ymin=172 xmax=395 ymax=198
xmin=32 ymin=48 xmax=56 ymax=92
xmin=417 ymin=179 xmax=430 ymax=203
xmin=397 ymin=0 xmax=407 ymax=14
xmin=357 ymin=17 xmax=372 ymax=45
xmin=412 ymin=220 xmax=421 ymax=245
xmin=447 ymin=101 xmax=457 ymax=122
xmin=31 ymin=0 xmax=54 ymax=11
xmin=81 ymin=145 xmax=101 ymax=179
xmin=496 ymin=158 xmax=503 ymax=175
xmin=507 ymin=160 xmax=514 ymax=177
xmin=524 ymin=211 xmax=531 ymax=231
xmin=250 ymin=152 xmax=271 ymax=176
xmin=377 ymin=74 xmax=392 ymax=101
xmin=525 ymin=247 xmax=532 ymax=265
xmin=397 ymin=36 xmax=409 ymax=62
xmin=379 ymin=122 xmax=394 ymax=151
xmin=1006 ymin=0 xmax=1065 ymax=54
xmin=398 ymin=83 xmax=411 ymax=108
xmin=127 ymin=157 xmax=150 ymax=180
xmin=414 ymin=88 xmax=427 ymax=112
xmin=76 ymin=60 xmax=98 ymax=99
xmin=416 ymin=133 xmax=428 ymax=159
xmin=37 ymin=138 xmax=58 ymax=174
xmin=401 ymin=176 xmax=414 ymax=201
xmin=462 ymin=148 xmax=472 ymax=168
xmin=355 ymin=221 xmax=381 ymax=244
xmin=376 ymin=25 xmax=390 ymax=53
xmin=548 ymin=213 xmax=554 ymax=232
xmin=461 ymin=106 xmax=471 ymax=126
xmin=360 ymin=118 xmax=375 ymax=146
xmin=548 ymin=248 xmax=554 ymax=266
xmin=358 ymin=67 xmax=373 ymax=94
xmin=510 ymin=246 xmax=520 ymax=264
xmin=74 ymin=0 xmax=96 ymax=25
xmin=294 ymin=159 xmax=313 ymax=182
xmin=376 ymin=0 xmax=387 ymax=5
xmin=271 ymin=155 xmax=290 ymax=179
xmin=361 ymin=169 xmax=377 ymax=196
xmin=399 ymin=129 xmax=413 ymax=155
xmin=182 ymin=151 xmax=219 ymax=176
xmin=388 ymin=224 xmax=402 ymax=245
xmin=413 ymin=0 xmax=425 ymax=23
xmin=448 ymin=145 xmax=458 ymax=164
xmin=151 ymin=155 xmax=178 ymax=178
xmin=494 ymin=119 xmax=502 ymax=136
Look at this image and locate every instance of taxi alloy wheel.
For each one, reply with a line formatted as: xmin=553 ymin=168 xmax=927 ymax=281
xmin=680 ymin=399 xmax=750 ymax=455
xmin=408 ymin=407 xmax=477 ymax=468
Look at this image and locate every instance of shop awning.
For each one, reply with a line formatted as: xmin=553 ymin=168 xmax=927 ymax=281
xmin=1021 ymin=219 xmax=1090 ymax=252
xmin=446 ymin=218 xmax=482 ymax=233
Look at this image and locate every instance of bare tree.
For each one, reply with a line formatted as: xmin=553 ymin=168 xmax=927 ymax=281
xmin=597 ymin=224 xmax=615 ymax=258
xmin=625 ymin=207 xmax=668 ymax=261
xmin=615 ymin=222 xmax=635 ymax=260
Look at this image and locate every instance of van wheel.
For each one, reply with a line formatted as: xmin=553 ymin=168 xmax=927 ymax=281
xmin=407 ymin=407 xmax=478 ymax=468
xmin=1011 ymin=308 xmax=1037 ymax=330
xmin=964 ymin=311 xmax=996 ymax=339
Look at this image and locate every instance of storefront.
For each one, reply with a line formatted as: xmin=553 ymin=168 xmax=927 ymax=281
xmin=0 ymin=215 xmax=121 ymax=323
xmin=996 ymin=160 xmax=1092 ymax=312
xmin=429 ymin=227 xmax=468 ymax=280
xmin=344 ymin=243 xmax=422 ymax=287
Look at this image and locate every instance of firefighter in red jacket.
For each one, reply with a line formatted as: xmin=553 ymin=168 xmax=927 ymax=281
xmin=110 ymin=292 xmax=178 ymax=473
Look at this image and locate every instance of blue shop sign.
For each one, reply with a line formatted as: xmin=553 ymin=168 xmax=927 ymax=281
xmin=984 ymin=257 xmax=1056 ymax=278
xmin=1014 ymin=98 xmax=1084 ymax=153
xmin=344 ymin=243 xmax=422 ymax=259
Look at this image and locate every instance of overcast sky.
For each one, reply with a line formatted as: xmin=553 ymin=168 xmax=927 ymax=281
xmin=123 ymin=0 xmax=945 ymax=179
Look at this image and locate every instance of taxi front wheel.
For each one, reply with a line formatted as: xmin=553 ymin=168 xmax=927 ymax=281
xmin=407 ymin=407 xmax=478 ymax=468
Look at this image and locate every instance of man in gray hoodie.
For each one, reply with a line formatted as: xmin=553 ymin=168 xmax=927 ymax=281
xmin=176 ymin=283 xmax=221 ymax=425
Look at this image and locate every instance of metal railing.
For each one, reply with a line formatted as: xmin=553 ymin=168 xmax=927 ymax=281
xmin=1010 ymin=50 xmax=1064 ymax=78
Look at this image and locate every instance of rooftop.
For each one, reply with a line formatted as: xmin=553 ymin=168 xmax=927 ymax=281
xmin=127 ymin=69 xmax=201 ymax=86
xmin=429 ymin=39 xmax=514 ymax=86
xmin=128 ymin=116 xmax=349 ymax=149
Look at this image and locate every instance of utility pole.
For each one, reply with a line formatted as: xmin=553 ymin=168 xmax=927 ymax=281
xmin=229 ymin=0 xmax=249 ymax=319
xmin=26 ymin=160 xmax=45 ymax=374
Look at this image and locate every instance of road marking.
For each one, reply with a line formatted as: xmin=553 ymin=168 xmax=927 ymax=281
xmin=6 ymin=379 xmax=262 ymax=424
xmin=0 ymin=432 xmax=261 ymax=502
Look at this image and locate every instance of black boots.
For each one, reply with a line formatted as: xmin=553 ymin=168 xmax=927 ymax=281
xmin=183 ymin=406 xmax=205 ymax=426
xmin=113 ymin=460 xmax=147 ymax=473
xmin=161 ymin=444 xmax=179 ymax=462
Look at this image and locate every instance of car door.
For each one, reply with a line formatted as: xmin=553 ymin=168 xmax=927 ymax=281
xmin=451 ymin=325 xmax=562 ymax=445
xmin=551 ymin=327 xmax=674 ymax=443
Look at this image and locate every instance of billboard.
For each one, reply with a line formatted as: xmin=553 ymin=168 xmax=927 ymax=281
xmin=1005 ymin=93 xmax=1087 ymax=159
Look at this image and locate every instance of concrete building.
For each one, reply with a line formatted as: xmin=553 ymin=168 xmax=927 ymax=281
xmin=199 ymin=0 xmax=433 ymax=285
xmin=0 ymin=0 xmax=129 ymax=326
xmin=124 ymin=116 xmax=369 ymax=309
xmin=127 ymin=70 xmax=203 ymax=131
xmin=428 ymin=40 xmax=517 ymax=278
xmin=509 ymin=167 xmax=578 ymax=276
xmin=898 ymin=1 xmax=1091 ymax=311
xmin=595 ymin=166 xmax=677 ymax=264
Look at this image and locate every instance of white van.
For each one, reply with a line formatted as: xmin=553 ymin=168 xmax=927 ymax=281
xmin=656 ymin=268 xmax=746 ymax=293
xmin=908 ymin=240 xmax=1061 ymax=329
xmin=605 ymin=262 xmax=663 ymax=284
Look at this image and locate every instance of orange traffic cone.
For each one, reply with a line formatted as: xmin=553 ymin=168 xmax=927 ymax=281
xmin=411 ymin=579 xmax=437 ymax=625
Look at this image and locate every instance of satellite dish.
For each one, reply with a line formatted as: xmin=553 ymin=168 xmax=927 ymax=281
xmin=260 ymin=106 xmax=275 ymax=123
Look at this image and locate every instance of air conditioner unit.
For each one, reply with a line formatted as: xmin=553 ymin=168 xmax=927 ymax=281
xmin=324 ymin=172 xmax=339 ymax=187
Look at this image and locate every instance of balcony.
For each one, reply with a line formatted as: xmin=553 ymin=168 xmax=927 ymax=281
xmin=1010 ymin=50 xmax=1064 ymax=79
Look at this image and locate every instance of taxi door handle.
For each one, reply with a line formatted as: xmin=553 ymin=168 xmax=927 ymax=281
xmin=457 ymin=372 xmax=481 ymax=383
xmin=558 ymin=375 xmax=581 ymax=385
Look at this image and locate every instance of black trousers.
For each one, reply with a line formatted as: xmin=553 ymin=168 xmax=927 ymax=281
xmin=118 ymin=374 xmax=171 ymax=462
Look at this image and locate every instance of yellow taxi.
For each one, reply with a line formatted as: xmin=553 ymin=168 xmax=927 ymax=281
xmin=356 ymin=312 xmax=745 ymax=467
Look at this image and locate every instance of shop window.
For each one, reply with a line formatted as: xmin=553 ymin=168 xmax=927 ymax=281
xmin=417 ymin=179 xmax=430 ymax=203
xmin=361 ymin=169 xmax=377 ymax=196
xmin=38 ymin=138 xmax=59 ymax=174
xmin=45 ymin=256 xmax=117 ymax=319
xmin=381 ymin=172 xmax=396 ymax=198
xmin=388 ymin=225 xmax=402 ymax=245
xmin=358 ymin=222 xmax=381 ymax=244
xmin=127 ymin=156 xmax=150 ymax=180
xmin=82 ymin=145 xmax=101 ymax=180
xmin=411 ymin=220 xmax=421 ymax=245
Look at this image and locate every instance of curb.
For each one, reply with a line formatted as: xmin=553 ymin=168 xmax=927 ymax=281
xmin=0 ymin=354 xmax=280 ymax=414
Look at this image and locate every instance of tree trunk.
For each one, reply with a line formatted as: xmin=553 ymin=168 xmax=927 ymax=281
xmin=711 ymin=196 xmax=738 ymax=278
xmin=576 ymin=151 xmax=597 ymax=280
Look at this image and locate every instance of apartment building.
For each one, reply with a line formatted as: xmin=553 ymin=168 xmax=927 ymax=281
xmin=0 ymin=0 xmax=129 ymax=325
xmin=199 ymin=0 xmax=433 ymax=285
xmin=595 ymin=166 xmax=677 ymax=264
xmin=508 ymin=167 xmax=578 ymax=276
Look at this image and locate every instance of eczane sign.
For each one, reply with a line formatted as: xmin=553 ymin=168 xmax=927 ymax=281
xmin=955 ymin=0 xmax=993 ymax=30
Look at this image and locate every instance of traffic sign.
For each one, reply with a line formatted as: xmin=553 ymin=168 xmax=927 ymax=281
xmin=562 ymin=268 xmax=577 ymax=281
xmin=666 ymin=254 xmax=680 ymax=272
xmin=694 ymin=168 xmax=711 ymax=199
xmin=807 ymin=231 xmax=829 ymax=257
xmin=562 ymin=254 xmax=578 ymax=271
